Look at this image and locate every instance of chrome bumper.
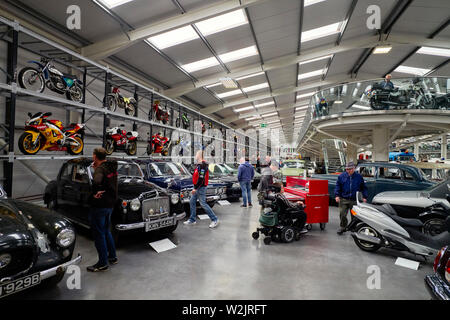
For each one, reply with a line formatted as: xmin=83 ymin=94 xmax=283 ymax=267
xmin=424 ymin=274 xmax=450 ymax=300
xmin=40 ymin=254 xmax=82 ymax=281
xmin=115 ymin=212 xmax=186 ymax=231
xmin=181 ymin=195 xmax=220 ymax=203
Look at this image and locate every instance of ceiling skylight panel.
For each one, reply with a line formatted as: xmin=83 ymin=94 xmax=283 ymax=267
xmin=254 ymin=101 xmax=275 ymax=108
xmin=216 ymin=89 xmax=243 ymax=99
xmin=296 ymin=91 xmax=315 ymax=99
xmin=219 ymin=46 xmax=258 ymax=63
xmin=417 ymin=47 xmax=450 ymax=57
xmin=98 ymin=0 xmax=134 ymax=9
xmin=235 ymin=72 xmax=265 ymax=81
xmin=181 ymin=57 xmax=220 ymax=73
xmin=299 ymin=54 xmax=333 ymax=65
xmin=305 ymin=0 xmax=328 ymax=6
xmin=147 ymin=25 xmax=199 ymax=49
xmin=298 ymin=69 xmax=325 ymax=80
xmin=234 ymin=106 xmax=254 ymax=112
xmin=195 ymin=9 xmax=248 ymax=36
xmin=394 ymin=65 xmax=431 ymax=76
xmin=242 ymin=82 xmax=269 ymax=93
xmin=301 ymin=22 xmax=342 ymax=42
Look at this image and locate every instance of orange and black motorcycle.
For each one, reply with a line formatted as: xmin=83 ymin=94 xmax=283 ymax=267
xmin=18 ymin=112 xmax=85 ymax=155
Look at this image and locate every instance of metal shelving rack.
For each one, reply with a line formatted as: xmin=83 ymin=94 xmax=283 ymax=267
xmin=0 ymin=15 xmax=269 ymax=197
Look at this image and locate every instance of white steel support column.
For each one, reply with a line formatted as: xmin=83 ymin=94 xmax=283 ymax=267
xmin=345 ymin=136 xmax=358 ymax=163
xmin=372 ymin=127 xmax=389 ymax=162
xmin=414 ymin=143 xmax=420 ymax=161
xmin=441 ymin=133 xmax=447 ymax=160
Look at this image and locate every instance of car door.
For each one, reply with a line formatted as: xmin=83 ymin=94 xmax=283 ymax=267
xmin=69 ymin=164 xmax=92 ymax=225
xmin=56 ymin=162 xmax=75 ymax=216
xmin=356 ymin=165 xmax=376 ymax=199
xmin=375 ymin=165 xmax=403 ymax=196
xmin=400 ymin=168 xmax=423 ymax=191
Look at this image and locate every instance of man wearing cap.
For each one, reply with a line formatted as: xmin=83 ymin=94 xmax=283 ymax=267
xmin=335 ymin=161 xmax=368 ymax=235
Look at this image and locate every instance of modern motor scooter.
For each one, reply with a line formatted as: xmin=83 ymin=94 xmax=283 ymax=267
xmin=346 ymin=192 xmax=450 ymax=259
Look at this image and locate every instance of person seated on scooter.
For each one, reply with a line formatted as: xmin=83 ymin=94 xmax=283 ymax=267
xmin=378 ymin=74 xmax=394 ymax=110
xmin=272 ymin=182 xmax=308 ymax=234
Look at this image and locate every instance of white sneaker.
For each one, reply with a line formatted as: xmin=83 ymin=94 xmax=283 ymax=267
xmin=183 ymin=220 xmax=196 ymax=225
xmin=209 ymin=220 xmax=220 ymax=228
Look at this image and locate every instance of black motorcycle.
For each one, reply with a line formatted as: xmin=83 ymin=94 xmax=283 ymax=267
xmin=366 ymin=82 xmax=415 ymax=110
xmin=18 ymin=57 xmax=84 ymax=103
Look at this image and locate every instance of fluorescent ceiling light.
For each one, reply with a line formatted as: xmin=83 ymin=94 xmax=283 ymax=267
xmin=296 ymin=91 xmax=315 ymax=99
xmin=147 ymin=25 xmax=199 ymax=49
xmin=417 ymin=46 xmax=450 ymax=57
xmin=98 ymin=0 xmax=134 ymax=8
xmin=182 ymin=57 xmax=219 ymax=73
xmin=373 ymin=46 xmax=392 ymax=54
xmin=299 ymin=54 xmax=332 ymax=65
xmin=298 ymin=69 xmax=325 ymax=80
xmin=301 ymin=22 xmax=342 ymax=43
xmin=220 ymin=46 xmax=258 ymax=63
xmin=195 ymin=9 xmax=248 ymax=36
xmin=267 ymin=120 xmax=280 ymax=124
xmin=234 ymin=106 xmax=254 ymax=112
xmin=295 ymin=114 xmax=305 ymax=119
xmin=216 ymin=89 xmax=242 ymax=99
xmin=219 ymin=77 xmax=238 ymax=89
xmin=205 ymin=82 xmax=221 ymax=89
xmin=262 ymin=112 xmax=278 ymax=117
xmin=254 ymin=101 xmax=274 ymax=108
xmin=245 ymin=116 xmax=260 ymax=121
xmin=394 ymin=65 xmax=431 ymax=76
xmin=243 ymin=82 xmax=269 ymax=93
xmin=235 ymin=72 xmax=265 ymax=81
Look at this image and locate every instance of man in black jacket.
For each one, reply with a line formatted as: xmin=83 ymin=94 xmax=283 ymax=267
xmin=87 ymin=148 xmax=118 ymax=272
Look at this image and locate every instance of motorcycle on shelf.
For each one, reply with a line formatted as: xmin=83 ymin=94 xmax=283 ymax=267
xmin=201 ymin=121 xmax=213 ymax=133
xmin=105 ymin=125 xmax=138 ymax=156
xmin=147 ymin=132 xmax=171 ymax=156
xmin=175 ymin=113 xmax=190 ymax=129
xmin=18 ymin=57 xmax=84 ymax=103
xmin=104 ymin=87 xmax=137 ymax=116
xmin=366 ymin=82 xmax=416 ymax=110
xmin=18 ymin=112 xmax=85 ymax=155
xmin=152 ymin=100 xmax=169 ymax=124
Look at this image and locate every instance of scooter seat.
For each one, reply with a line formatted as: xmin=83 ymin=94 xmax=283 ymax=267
xmin=390 ymin=215 xmax=423 ymax=228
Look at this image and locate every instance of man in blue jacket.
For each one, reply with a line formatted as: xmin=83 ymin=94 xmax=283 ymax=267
xmin=335 ymin=161 xmax=368 ymax=235
xmin=238 ymin=157 xmax=255 ymax=208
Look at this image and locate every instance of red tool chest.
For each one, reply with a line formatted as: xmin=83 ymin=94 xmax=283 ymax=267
xmin=284 ymin=176 xmax=329 ymax=230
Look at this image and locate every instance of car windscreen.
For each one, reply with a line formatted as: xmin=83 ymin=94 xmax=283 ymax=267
xmin=425 ymin=178 xmax=450 ymax=198
xmin=117 ymin=163 xmax=143 ymax=178
xmin=149 ymin=162 xmax=190 ymax=176
xmin=223 ymin=164 xmax=236 ymax=172
xmin=284 ymin=162 xmax=304 ymax=168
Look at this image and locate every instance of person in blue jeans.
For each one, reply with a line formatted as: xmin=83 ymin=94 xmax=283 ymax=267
xmin=184 ymin=151 xmax=219 ymax=228
xmin=238 ymin=157 xmax=255 ymax=208
xmin=87 ymin=148 xmax=118 ymax=272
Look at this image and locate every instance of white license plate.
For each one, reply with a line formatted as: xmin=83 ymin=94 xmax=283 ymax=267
xmin=0 ymin=273 xmax=41 ymax=298
xmin=145 ymin=218 xmax=174 ymax=232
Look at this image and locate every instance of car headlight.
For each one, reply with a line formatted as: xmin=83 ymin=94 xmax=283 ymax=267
xmin=232 ymin=183 xmax=240 ymax=188
xmin=171 ymin=193 xmax=179 ymax=204
xmin=56 ymin=229 xmax=75 ymax=248
xmin=0 ymin=253 xmax=12 ymax=269
xmin=130 ymin=198 xmax=141 ymax=211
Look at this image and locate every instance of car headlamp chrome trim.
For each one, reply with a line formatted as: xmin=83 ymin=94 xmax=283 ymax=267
xmin=130 ymin=198 xmax=141 ymax=211
xmin=56 ymin=228 xmax=75 ymax=248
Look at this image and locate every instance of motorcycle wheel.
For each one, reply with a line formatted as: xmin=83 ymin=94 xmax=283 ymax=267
xmin=18 ymin=67 xmax=45 ymax=93
xmin=125 ymin=101 xmax=137 ymax=117
xmin=105 ymin=139 xmax=115 ymax=155
xmin=370 ymin=98 xmax=385 ymax=110
xmin=422 ymin=218 xmax=445 ymax=236
xmin=105 ymin=95 xmax=117 ymax=112
xmin=67 ymin=136 xmax=84 ymax=155
xmin=126 ymin=141 xmax=137 ymax=156
xmin=18 ymin=132 xmax=41 ymax=155
xmin=353 ymin=223 xmax=381 ymax=252
xmin=66 ymin=84 xmax=84 ymax=103
xmin=161 ymin=148 xmax=169 ymax=156
xmin=421 ymin=97 xmax=437 ymax=109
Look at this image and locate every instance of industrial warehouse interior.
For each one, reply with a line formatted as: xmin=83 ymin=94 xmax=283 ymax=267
xmin=0 ymin=0 xmax=449 ymax=307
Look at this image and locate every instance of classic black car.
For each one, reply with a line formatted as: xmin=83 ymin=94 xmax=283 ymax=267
xmin=136 ymin=160 xmax=227 ymax=215
xmin=0 ymin=185 xmax=80 ymax=298
xmin=43 ymin=159 xmax=185 ymax=242
xmin=208 ymin=163 xmax=241 ymax=202
xmin=425 ymin=245 xmax=450 ymax=300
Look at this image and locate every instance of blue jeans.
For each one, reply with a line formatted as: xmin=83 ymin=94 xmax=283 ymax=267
xmin=189 ymin=186 xmax=217 ymax=222
xmin=240 ymin=181 xmax=252 ymax=206
xmin=89 ymin=207 xmax=117 ymax=266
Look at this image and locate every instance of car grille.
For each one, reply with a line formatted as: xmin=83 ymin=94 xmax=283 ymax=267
xmin=0 ymin=248 xmax=34 ymax=280
xmin=142 ymin=197 xmax=170 ymax=221
xmin=141 ymin=190 xmax=158 ymax=201
xmin=206 ymin=188 xmax=216 ymax=196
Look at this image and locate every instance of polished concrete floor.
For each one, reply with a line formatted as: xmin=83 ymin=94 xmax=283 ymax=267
xmin=14 ymin=191 xmax=433 ymax=300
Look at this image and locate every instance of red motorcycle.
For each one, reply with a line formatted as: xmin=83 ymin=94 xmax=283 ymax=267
xmin=152 ymin=100 xmax=169 ymax=124
xmin=147 ymin=132 xmax=171 ymax=156
xmin=105 ymin=124 xmax=138 ymax=156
